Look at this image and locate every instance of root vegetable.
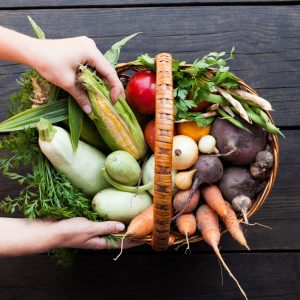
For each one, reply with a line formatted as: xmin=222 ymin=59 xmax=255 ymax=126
xmin=219 ymin=167 xmax=256 ymax=202
xmin=202 ymin=184 xmax=228 ymax=217
xmin=222 ymin=201 xmax=250 ymax=250
xmin=250 ymin=162 xmax=270 ymax=180
xmin=172 ymin=135 xmax=199 ymax=170
xmin=174 ymin=155 xmax=223 ymax=219
xmin=256 ymin=150 xmax=274 ymax=169
xmin=176 ymin=213 xmax=197 ymax=253
xmin=232 ymin=195 xmax=252 ymax=224
xmin=198 ymin=135 xmax=219 ymax=154
xmin=114 ymin=204 xmax=153 ymax=260
xmin=196 ymin=205 xmax=248 ymax=300
xmin=173 ymin=189 xmax=200 ymax=213
xmin=175 ymin=169 xmax=197 ymax=190
xmin=211 ymin=117 xmax=266 ymax=166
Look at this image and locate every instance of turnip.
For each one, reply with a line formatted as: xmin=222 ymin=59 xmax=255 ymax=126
xmin=211 ymin=117 xmax=267 ymax=166
xmin=250 ymin=150 xmax=274 ymax=179
xmin=232 ymin=195 xmax=252 ymax=224
xmin=219 ymin=167 xmax=256 ymax=202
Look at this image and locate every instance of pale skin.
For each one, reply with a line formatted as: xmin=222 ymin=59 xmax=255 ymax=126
xmin=0 ymin=26 xmax=139 ymax=255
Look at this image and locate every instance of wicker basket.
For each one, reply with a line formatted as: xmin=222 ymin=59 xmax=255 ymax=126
xmin=116 ymin=53 xmax=279 ymax=251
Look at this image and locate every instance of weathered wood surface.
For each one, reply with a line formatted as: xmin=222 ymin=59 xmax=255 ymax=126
xmin=0 ymin=253 xmax=299 ymax=300
xmin=0 ymin=3 xmax=299 ymax=300
xmin=0 ymin=6 xmax=300 ymax=126
xmin=0 ymin=1 xmax=296 ymax=8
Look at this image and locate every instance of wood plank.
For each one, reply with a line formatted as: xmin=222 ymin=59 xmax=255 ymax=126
xmin=0 ymin=253 xmax=299 ymax=300
xmin=0 ymin=1 xmax=297 ymax=9
xmin=0 ymin=6 xmax=299 ymax=126
xmin=1 ymin=130 xmax=299 ymax=251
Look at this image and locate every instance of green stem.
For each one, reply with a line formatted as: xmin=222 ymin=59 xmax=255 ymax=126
xmin=36 ymin=118 xmax=57 ymax=142
xmin=101 ymin=167 xmax=153 ymax=193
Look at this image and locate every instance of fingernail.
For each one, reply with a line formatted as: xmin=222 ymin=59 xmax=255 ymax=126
xmin=116 ymin=223 xmax=125 ymax=232
xmin=82 ymin=105 xmax=92 ymax=115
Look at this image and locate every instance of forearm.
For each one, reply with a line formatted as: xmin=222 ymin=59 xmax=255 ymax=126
xmin=0 ymin=26 xmax=37 ymax=66
xmin=0 ymin=218 xmax=61 ymax=256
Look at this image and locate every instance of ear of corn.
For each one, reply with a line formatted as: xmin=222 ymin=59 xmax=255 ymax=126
xmin=77 ymin=66 xmax=147 ymax=160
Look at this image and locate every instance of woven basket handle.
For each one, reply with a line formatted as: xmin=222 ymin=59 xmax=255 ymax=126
xmin=152 ymin=53 xmax=174 ymax=251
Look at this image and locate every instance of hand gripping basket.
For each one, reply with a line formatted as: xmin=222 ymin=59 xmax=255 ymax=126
xmin=116 ymin=53 xmax=279 ymax=251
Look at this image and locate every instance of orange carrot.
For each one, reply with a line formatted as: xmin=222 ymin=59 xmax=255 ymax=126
xmin=176 ymin=214 xmax=197 ymax=253
xmin=196 ymin=205 xmax=248 ymax=300
xmin=114 ymin=204 xmax=153 ymax=260
xmin=168 ymin=234 xmax=176 ymax=247
xmin=221 ymin=201 xmax=250 ymax=250
xmin=202 ymin=184 xmax=228 ymax=217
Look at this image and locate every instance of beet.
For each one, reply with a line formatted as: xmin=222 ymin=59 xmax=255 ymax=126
xmin=211 ymin=117 xmax=267 ymax=166
xmin=219 ymin=167 xmax=257 ymax=202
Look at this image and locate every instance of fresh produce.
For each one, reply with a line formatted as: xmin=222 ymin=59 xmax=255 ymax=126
xmin=196 ymin=205 xmax=248 ymax=300
xmin=198 ymin=135 xmax=219 ymax=154
xmin=175 ymin=169 xmax=197 ymax=190
xmin=202 ymin=185 xmax=227 ymax=217
xmin=211 ymin=117 xmax=267 ymax=166
xmin=92 ymin=188 xmax=152 ymax=224
xmin=105 ymin=151 xmax=141 ymax=186
xmin=176 ymin=213 xmax=197 ymax=252
xmin=144 ymin=119 xmax=155 ymax=151
xmin=174 ymin=155 xmax=223 ymax=218
xmin=37 ymin=119 xmax=109 ymax=196
xmin=176 ymin=121 xmax=211 ymax=142
xmin=173 ymin=189 xmax=200 ymax=213
xmin=125 ymin=70 xmax=156 ymax=115
xmin=172 ymin=135 xmax=198 ymax=170
xmin=232 ymin=195 xmax=252 ymax=224
xmin=250 ymin=150 xmax=274 ymax=179
xmin=77 ymin=66 xmax=147 ymax=160
xmin=101 ymin=166 xmax=153 ymax=193
xmin=142 ymin=154 xmax=176 ymax=195
xmin=221 ymin=202 xmax=250 ymax=250
xmin=219 ymin=167 xmax=256 ymax=202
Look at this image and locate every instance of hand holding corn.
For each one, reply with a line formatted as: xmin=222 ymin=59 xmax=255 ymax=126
xmin=0 ymin=26 xmax=124 ymax=114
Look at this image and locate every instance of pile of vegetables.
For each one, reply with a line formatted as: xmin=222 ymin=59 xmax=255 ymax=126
xmin=0 ymin=17 xmax=280 ymax=298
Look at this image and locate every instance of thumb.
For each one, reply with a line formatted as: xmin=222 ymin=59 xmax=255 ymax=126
xmin=92 ymin=221 xmax=125 ymax=236
xmin=68 ymin=85 xmax=92 ymax=115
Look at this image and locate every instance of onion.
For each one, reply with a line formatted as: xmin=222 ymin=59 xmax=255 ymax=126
xmin=198 ymin=135 xmax=219 ymax=154
xmin=172 ymin=135 xmax=198 ymax=170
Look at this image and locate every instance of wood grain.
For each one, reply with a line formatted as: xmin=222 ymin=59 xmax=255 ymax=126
xmin=0 ymin=6 xmax=300 ymax=126
xmin=0 ymin=253 xmax=299 ymax=300
xmin=0 ymin=1 xmax=297 ymax=9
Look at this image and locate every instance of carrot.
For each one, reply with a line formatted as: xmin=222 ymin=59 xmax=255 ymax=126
xmin=196 ymin=205 xmax=248 ymax=300
xmin=176 ymin=213 xmax=197 ymax=253
xmin=221 ymin=201 xmax=250 ymax=250
xmin=202 ymin=184 xmax=228 ymax=217
xmin=114 ymin=204 xmax=153 ymax=260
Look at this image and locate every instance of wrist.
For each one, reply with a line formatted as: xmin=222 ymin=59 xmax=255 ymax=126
xmin=21 ymin=37 xmax=43 ymax=68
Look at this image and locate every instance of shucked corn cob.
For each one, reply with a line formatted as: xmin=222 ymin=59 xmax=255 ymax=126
xmin=77 ymin=66 xmax=147 ymax=160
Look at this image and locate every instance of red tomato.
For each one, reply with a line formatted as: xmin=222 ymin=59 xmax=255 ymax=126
xmin=125 ymin=70 xmax=156 ymax=115
xmin=144 ymin=119 xmax=155 ymax=151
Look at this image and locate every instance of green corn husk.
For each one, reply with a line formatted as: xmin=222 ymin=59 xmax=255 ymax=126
xmin=0 ymin=99 xmax=68 ymax=132
xmin=77 ymin=65 xmax=147 ymax=160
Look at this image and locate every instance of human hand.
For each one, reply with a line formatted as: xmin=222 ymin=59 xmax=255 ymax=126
xmin=56 ymin=217 xmax=142 ymax=250
xmin=28 ymin=36 xmax=124 ymax=114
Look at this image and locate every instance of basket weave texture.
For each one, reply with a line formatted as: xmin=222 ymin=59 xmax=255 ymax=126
xmin=116 ymin=53 xmax=279 ymax=250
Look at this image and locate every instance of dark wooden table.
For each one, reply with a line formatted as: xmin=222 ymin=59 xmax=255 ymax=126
xmin=0 ymin=1 xmax=299 ymax=299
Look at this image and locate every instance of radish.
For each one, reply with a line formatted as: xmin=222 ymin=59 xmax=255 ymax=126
xmin=37 ymin=118 xmax=109 ymax=196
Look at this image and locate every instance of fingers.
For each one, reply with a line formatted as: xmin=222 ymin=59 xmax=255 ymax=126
xmin=86 ymin=49 xmax=124 ymax=103
xmin=68 ymin=85 xmax=92 ymax=115
xmin=92 ymin=221 xmax=125 ymax=236
xmin=84 ymin=237 xmax=144 ymax=250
